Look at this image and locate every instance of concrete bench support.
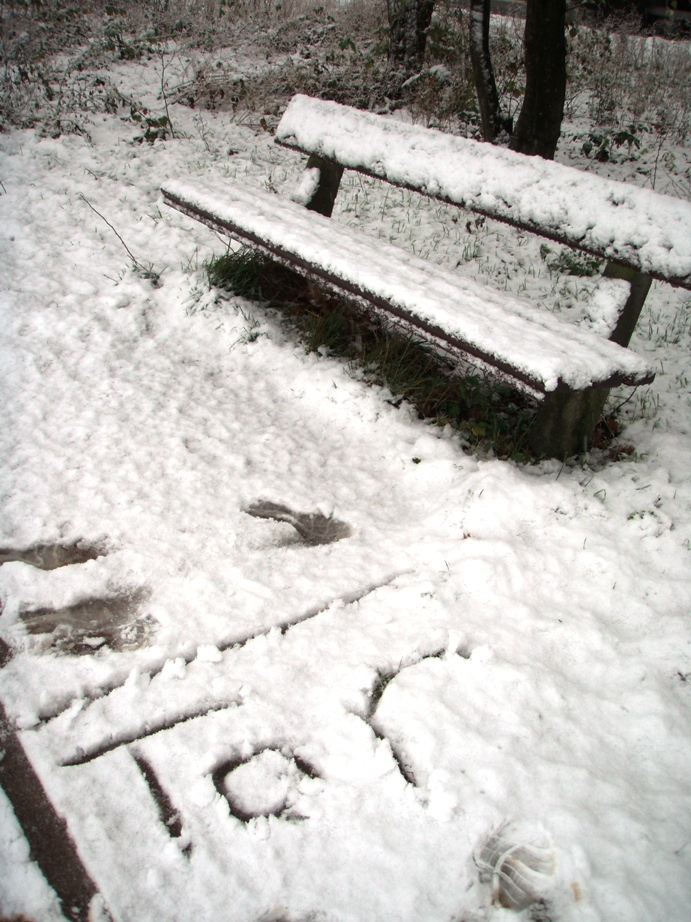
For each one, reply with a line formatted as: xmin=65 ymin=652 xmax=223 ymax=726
xmin=533 ymin=263 xmax=653 ymax=455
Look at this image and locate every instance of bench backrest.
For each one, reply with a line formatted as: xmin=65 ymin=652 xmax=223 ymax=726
xmin=275 ymin=94 xmax=691 ymax=290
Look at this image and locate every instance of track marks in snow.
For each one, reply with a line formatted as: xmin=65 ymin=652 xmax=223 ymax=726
xmin=359 ymin=650 xmax=454 ymax=789
xmin=245 ymin=500 xmax=353 ymax=545
xmin=0 ymin=539 xmax=156 ymax=656
xmin=366 ymin=672 xmax=419 ymax=786
xmin=131 ymin=749 xmax=192 ymax=854
xmin=61 ymin=701 xmax=240 ymax=766
xmin=39 ymin=570 xmax=405 ymax=725
xmin=212 ymin=746 xmax=321 ymax=824
xmin=12 ymin=574 xmax=481 ymax=914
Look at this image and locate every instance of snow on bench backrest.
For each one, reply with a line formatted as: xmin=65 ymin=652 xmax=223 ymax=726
xmin=275 ymin=95 xmax=691 ymax=289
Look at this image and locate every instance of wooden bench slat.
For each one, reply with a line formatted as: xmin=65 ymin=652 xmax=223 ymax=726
xmin=163 ymin=178 xmax=654 ymax=398
xmin=275 ymin=95 xmax=691 ymax=290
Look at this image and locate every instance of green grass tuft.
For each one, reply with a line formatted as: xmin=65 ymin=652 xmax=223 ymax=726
xmin=540 ymin=244 xmax=603 ymax=278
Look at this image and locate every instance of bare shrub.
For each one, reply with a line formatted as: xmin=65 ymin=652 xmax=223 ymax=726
xmin=173 ymin=1 xmax=392 ymax=123
xmin=567 ymin=25 xmax=691 ymax=141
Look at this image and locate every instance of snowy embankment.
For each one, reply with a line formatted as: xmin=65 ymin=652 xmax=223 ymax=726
xmin=1 ymin=56 xmax=691 ymax=922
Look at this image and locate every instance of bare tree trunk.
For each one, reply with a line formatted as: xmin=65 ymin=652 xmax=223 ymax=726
xmin=509 ymin=0 xmax=566 ymax=159
xmin=469 ymin=0 xmax=511 ymax=142
xmin=387 ymin=0 xmax=436 ymax=70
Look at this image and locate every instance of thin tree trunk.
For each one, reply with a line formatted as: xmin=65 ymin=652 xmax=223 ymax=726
xmin=509 ymin=0 xmax=566 ymax=159
xmin=469 ymin=0 xmax=511 ymax=142
xmin=387 ymin=0 xmax=436 ymax=70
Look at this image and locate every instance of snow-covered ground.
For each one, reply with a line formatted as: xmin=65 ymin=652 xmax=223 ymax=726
xmin=1 ymin=47 xmax=691 ymax=922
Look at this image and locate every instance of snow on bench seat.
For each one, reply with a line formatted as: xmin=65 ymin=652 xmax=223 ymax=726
xmin=162 ymin=178 xmax=654 ymax=398
xmin=275 ymin=95 xmax=691 ymax=289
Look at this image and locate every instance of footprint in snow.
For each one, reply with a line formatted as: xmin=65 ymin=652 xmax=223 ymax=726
xmin=0 ymin=540 xmax=105 ymax=570
xmin=0 ymin=540 xmax=156 ymax=655
xmin=475 ymin=820 xmax=557 ymax=910
xmin=245 ymin=501 xmax=352 ymax=545
xmin=18 ymin=588 xmax=156 ymax=655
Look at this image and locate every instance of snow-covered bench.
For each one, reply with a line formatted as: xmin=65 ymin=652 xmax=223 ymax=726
xmin=272 ymin=95 xmax=691 ymax=453
xmin=275 ymin=95 xmax=691 ymax=292
xmin=163 ymin=178 xmax=653 ymax=457
xmin=161 ymin=94 xmax=691 ymax=457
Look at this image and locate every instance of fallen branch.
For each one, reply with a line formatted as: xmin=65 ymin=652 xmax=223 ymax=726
xmin=79 ymin=193 xmax=160 ymax=284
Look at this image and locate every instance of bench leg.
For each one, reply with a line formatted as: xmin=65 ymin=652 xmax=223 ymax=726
xmin=301 ymin=155 xmax=344 ymax=218
xmin=602 ymin=261 xmax=652 ymax=348
xmin=530 ymin=387 xmax=609 ymax=459
xmin=530 ymin=264 xmax=652 ymax=458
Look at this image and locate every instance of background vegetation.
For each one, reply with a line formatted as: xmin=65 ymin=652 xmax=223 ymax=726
xmin=2 ymin=0 xmax=690 ymax=150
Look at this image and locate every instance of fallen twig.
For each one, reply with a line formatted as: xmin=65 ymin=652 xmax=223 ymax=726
xmin=78 ymin=193 xmax=160 ymax=284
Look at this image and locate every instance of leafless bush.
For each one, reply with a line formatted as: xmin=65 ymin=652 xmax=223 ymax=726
xmin=567 ymin=25 xmax=691 ymax=141
xmin=0 ymin=0 xmax=181 ymax=132
xmin=173 ymin=1 xmax=392 ymax=125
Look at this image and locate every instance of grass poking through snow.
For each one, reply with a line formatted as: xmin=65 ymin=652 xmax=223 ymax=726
xmin=207 ymin=247 xmax=538 ymax=461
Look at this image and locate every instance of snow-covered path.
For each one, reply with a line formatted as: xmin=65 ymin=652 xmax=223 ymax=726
xmin=1 ymin=64 xmax=691 ymax=922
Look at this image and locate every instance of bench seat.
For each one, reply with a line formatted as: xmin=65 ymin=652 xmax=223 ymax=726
xmin=275 ymin=95 xmax=691 ymax=289
xmin=163 ymin=178 xmax=654 ymax=399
